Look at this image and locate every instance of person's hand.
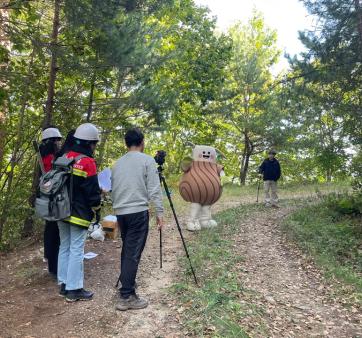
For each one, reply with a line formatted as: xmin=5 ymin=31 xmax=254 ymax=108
xmin=156 ymin=216 xmax=164 ymax=230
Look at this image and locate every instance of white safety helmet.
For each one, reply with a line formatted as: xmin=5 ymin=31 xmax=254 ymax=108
xmin=42 ymin=127 xmax=62 ymax=141
xmin=74 ymin=123 xmax=100 ymax=142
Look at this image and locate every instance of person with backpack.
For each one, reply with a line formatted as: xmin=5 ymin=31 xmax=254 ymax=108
xmin=259 ymin=149 xmax=281 ymax=207
xmin=57 ymin=123 xmax=101 ymax=302
xmin=39 ymin=126 xmax=63 ymax=277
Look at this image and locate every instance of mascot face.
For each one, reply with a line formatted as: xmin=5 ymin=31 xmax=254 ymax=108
xmin=193 ymin=145 xmax=217 ymax=163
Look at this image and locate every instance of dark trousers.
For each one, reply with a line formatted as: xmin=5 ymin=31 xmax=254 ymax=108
xmin=44 ymin=221 xmax=60 ymax=275
xmin=117 ymin=210 xmax=149 ymax=298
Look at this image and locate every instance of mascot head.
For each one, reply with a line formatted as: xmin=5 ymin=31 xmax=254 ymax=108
xmin=192 ymin=145 xmax=217 ymax=163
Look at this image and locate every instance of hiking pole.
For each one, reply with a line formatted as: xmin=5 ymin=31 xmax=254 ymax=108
xmin=156 ymin=164 xmax=199 ymax=286
xmin=256 ymin=175 xmax=262 ymax=203
xmin=33 ymin=140 xmax=46 ymax=174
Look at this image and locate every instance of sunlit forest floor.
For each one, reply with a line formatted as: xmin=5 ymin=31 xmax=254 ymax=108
xmin=0 ymin=183 xmax=360 ymax=337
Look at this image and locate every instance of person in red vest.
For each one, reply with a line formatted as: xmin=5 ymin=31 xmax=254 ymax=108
xmin=39 ymin=126 xmax=63 ymax=277
xmin=57 ymin=123 xmax=101 ymax=302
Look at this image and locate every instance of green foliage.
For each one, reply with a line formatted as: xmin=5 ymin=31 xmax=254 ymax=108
xmin=0 ymin=0 xmax=231 ymax=246
xmin=283 ymin=195 xmax=362 ymax=302
xmin=324 ymin=193 xmax=362 ymax=216
xmin=351 ymin=149 xmax=362 ymax=192
xmin=292 ymin=0 xmax=362 ymax=145
xmin=0 ymin=0 xmax=360 ymax=248
xmin=213 ymin=12 xmax=284 ymax=184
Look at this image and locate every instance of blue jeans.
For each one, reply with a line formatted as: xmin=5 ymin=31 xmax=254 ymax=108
xmin=57 ymin=221 xmax=88 ymax=291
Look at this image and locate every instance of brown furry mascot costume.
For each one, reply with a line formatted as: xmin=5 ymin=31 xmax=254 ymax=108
xmin=179 ymin=145 xmax=224 ymax=231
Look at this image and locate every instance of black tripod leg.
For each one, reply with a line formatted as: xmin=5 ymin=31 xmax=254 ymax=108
xmin=160 ymin=174 xmax=198 ymax=286
xmin=160 ymin=229 xmax=163 ymax=269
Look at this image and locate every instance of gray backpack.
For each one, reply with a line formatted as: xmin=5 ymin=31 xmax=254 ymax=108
xmin=35 ymin=154 xmax=86 ymax=221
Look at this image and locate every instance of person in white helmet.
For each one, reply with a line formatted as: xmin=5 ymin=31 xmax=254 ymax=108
xmin=57 ymin=123 xmax=102 ymax=302
xmin=40 ymin=126 xmax=63 ymax=277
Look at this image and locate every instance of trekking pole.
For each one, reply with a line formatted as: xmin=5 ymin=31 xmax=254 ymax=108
xmin=256 ymin=175 xmax=261 ymax=203
xmin=33 ymin=140 xmax=45 ymax=174
xmin=157 ymin=166 xmax=198 ymax=286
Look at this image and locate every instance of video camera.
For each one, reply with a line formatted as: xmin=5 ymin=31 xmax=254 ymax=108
xmin=154 ymin=150 xmax=166 ymax=166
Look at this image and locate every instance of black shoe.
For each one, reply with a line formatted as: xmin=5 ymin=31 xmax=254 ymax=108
xmin=59 ymin=283 xmax=67 ymax=297
xmin=65 ymin=288 xmax=94 ymax=302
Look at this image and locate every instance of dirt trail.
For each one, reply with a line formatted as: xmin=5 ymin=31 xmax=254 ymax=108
xmin=236 ymin=205 xmax=362 ymax=337
xmin=0 ymin=191 xmax=361 ymax=337
xmin=0 ymin=219 xmax=184 ymax=338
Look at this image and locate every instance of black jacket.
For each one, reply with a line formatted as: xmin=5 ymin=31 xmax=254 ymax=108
xmin=65 ymin=145 xmax=101 ymax=228
xmin=259 ymin=159 xmax=281 ymax=181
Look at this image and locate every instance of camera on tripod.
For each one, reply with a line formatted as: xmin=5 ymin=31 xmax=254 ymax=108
xmin=152 ymin=149 xmax=198 ymax=285
xmin=154 ymin=150 xmax=166 ymax=167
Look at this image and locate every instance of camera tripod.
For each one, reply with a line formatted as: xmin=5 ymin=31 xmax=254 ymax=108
xmin=157 ymin=164 xmax=198 ymax=286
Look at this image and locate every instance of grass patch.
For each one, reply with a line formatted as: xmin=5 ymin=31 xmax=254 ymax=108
xmin=282 ymin=194 xmax=362 ymax=304
xmin=171 ymin=204 xmax=266 ymax=337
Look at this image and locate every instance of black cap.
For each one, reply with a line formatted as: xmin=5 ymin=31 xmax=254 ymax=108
xmin=268 ymin=149 xmax=277 ymax=155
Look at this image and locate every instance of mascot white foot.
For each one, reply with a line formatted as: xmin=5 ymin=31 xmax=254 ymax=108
xmin=179 ymin=145 xmax=224 ymax=232
xmin=187 ymin=203 xmax=202 ymax=231
xmin=187 ymin=220 xmax=201 ymax=231
xmin=200 ymin=205 xmax=217 ymax=228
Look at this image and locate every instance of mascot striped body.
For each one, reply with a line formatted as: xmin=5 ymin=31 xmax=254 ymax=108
xmin=179 ymin=145 xmax=224 ymax=231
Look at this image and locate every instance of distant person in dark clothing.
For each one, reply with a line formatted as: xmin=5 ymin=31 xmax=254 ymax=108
xmin=259 ymin=150 xmax=281 ymax=207
xmin=39 ymin=126 xmax=63 ymax=277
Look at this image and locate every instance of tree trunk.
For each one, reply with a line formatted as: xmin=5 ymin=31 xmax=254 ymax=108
xmin=22 ymin=0 xmax=61 ymax=237
xmin=96 ymin=129 xmax=110 ymax=168
xmin=0 ymin=4 xmax=9 ymax=242
xmin=43 ymin=0 xmax=61 ymax=127
xmin=239 ymin=133 xmax=253 ymax=185
xmin=240 ymin=153 xmax=251 ymax=185
xmin=0 ymin=5 xmax=8 ymax=169
xmin=86 ymin=74 xmax=96 ymax=122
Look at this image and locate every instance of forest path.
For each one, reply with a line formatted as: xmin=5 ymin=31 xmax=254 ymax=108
xmin=0 ymin=212 xmax=185 ymax=338
xmin=0 ymin=188 xmax=360 ymax=337
xmin=235 ymin=204 xmax=361 ymax=337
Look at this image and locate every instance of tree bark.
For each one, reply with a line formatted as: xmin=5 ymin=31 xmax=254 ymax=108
xmin=0 ymin=3 xmax=9 ymax=242
xmin=96 ymin=129 xmax=110 ymax=168
xmin=240 ymin=152 xmax=251 ymax=185
xmin=43 ymin=0 xmax=61 ymax=127
xmin=239 ymin=132 xmax=253 ymax=185
xmin=86 ymin=74 xmax=96 ymax=122
xmin=0 ymin=4 xmax=8 ymax=169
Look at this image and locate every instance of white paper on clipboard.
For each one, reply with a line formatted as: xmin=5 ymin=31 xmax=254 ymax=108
xmin=98 ymin=168 xmax=112 ymax=192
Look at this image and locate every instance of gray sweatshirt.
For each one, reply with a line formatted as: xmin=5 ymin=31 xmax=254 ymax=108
xmin=111 ymin=151 xmax=164 ymax=216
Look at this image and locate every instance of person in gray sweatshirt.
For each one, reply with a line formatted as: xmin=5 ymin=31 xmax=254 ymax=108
xmin=112 ymin=127 xmax=164 ymax=311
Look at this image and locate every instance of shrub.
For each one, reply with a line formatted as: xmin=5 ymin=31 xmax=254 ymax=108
xmin=324 ymin=193 xmax=362 ymax=216
xmin=351 ymin=149 xmax=362 ymax=193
